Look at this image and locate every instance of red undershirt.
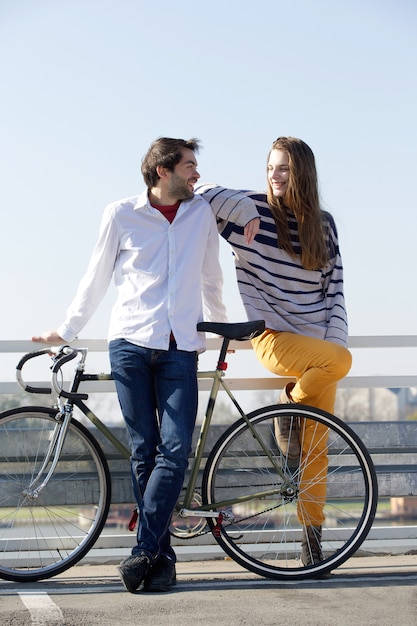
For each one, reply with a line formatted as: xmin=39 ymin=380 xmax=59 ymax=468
xmin=151 ymin=200 xmax=181 ymax=224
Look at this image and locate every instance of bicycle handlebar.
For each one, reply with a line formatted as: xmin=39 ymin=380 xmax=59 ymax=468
xmin=16 ymin=345 xmax=88 ymax=400
xmin=50 ymin=347 xmax=89 ymax=400
xmin=16 ymin=348 xmax=55 ymax=394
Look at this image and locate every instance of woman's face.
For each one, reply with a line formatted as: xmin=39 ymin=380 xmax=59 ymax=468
xmin=267 ymin=149 xmax=290 ymax=198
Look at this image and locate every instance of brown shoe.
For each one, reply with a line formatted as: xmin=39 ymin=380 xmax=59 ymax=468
xmin=275 ymin=384 xmax=300 ymax=458
xmin=274 ymin=415 xmax=301 ymax=458
xmin=301 ymin=525 xmax=324 ymax=565
xmin=279 ymin=383 xmax=295 ymax=405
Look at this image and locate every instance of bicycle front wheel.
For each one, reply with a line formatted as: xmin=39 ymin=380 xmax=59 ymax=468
xmin=0 ymin=406 xmax=111 ymax=582
xmin=202 ymin=404 xmax=378 ymax=580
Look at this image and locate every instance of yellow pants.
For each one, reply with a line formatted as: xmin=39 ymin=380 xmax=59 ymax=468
xmin=251 ymin=330 xmax=352 ymax=526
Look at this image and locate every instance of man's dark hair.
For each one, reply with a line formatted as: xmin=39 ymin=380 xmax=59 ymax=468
xmin=141 ymin=137 xmax=201 ymax=188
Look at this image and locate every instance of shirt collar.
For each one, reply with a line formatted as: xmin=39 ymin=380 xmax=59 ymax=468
xmin=133 ymin=189 xmax=197 ymax=213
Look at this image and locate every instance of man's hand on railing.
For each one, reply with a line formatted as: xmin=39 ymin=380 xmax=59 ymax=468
xmin=31 ymin=330 xmax=65 ymax=344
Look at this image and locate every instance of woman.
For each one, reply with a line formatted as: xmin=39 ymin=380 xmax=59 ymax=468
xmin=199 ymin=136 xmax=352 ymax=566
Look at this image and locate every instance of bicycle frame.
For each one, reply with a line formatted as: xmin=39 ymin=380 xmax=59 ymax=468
xmin=17 ymin=331 xmax=296 ymax=522
xmin=79 ymin=340 xmax=295 ymax=519
xmin=179 ymin=351 xmax=297 ymax=519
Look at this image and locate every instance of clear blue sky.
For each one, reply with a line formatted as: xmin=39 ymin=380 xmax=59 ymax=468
xmin=1 ymin=0 xmax=416 ymax=378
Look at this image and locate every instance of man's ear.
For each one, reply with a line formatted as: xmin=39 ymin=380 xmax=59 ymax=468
xmin=156 ymin=165 xmax=169 ymax=181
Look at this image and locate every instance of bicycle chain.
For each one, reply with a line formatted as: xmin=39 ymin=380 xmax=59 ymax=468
xmin=175 ymin=483 xmax=287 ymax=540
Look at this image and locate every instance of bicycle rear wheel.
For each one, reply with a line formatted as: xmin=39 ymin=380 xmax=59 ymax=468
xmin=202 ymin=404 xmax=378 ymax=580
xmin=0 ymin=406 xmax=111 ymax=582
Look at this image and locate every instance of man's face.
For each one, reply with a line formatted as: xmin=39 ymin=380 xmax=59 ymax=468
xmin=167 ymin=148 xmax=200 ymax=201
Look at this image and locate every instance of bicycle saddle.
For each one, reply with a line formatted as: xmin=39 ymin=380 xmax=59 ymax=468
xmin=197 ymin=320 xmax=265 ymax=341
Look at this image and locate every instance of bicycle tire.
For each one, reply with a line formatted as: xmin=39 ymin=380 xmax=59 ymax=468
xmin=202 ymin=404 xmax=378 ymax=580
xmin=0 ymin=406 xmax=111 ymax=582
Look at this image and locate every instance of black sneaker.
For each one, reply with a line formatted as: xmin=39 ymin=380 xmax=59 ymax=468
xmin=118 ymin=553 xmax=152 ymax=593
xmin=143 ymin=555 xmax=176 ymax=592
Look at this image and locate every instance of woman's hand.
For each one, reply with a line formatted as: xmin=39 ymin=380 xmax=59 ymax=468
xmin=244 ymin=217 xmax=260 ymax=245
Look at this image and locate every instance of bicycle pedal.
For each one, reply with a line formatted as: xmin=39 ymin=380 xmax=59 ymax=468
xmin=212 ymin=512 xmax=224 ymax=537
xmin=128 ymin=507 xmax=139 ymax=532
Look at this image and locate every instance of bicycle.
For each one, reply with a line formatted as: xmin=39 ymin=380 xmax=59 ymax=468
xmin=0 ymin=320 xmax=378 ymax=583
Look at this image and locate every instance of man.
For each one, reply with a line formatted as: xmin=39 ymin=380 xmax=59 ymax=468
xmin=32 ymin=137 xmax=259 ymax=593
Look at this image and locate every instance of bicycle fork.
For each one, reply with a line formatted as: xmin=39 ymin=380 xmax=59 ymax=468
xmin=21 ymin=405 xmax=72 ymax=500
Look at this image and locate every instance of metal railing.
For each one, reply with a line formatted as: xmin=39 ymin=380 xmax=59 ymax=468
xmin=1 ymin=335 xmax=417 ymax=561
xmin=1 ymin=335 xmax=417 ymax=394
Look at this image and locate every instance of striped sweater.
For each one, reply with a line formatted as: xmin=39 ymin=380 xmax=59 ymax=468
xmin=197 ymin=184 xmax=348 ymax=348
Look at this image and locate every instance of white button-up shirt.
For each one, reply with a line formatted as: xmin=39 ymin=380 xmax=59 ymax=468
xmin=58 ymin=190 xmax=227 ymax=352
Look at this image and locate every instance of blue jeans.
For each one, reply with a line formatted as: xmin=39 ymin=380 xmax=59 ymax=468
xmin=109 ymin=339 xmax=198 ymax=562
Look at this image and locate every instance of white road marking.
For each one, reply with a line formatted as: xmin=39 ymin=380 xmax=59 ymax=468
xmin=18 ymin=592 xmax=64 ymax=625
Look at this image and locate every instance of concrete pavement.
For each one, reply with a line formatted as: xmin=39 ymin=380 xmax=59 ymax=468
xmin=1 ymin=554 xmax=417 ymax=625
xmin=60 ymin=552 xmax=417 ymax=581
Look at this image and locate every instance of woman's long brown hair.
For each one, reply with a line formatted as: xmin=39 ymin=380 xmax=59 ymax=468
xmin=266 ymin=137 xmax=329 ymax=270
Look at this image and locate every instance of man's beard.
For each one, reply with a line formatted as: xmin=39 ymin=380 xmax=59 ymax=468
xmin=167 ymin=173 xmax=194 ymax=201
